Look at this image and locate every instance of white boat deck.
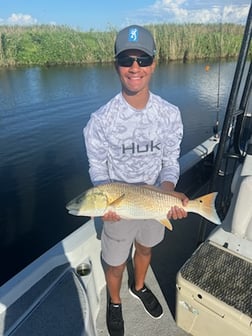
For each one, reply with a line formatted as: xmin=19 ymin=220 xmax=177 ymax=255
xmin=0 ymin=215 xmax=193 ymax=336
xmin=96 ymin=261 xmax=188 ymax=336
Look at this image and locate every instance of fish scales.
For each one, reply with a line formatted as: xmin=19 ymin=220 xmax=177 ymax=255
xmin=66 ymin=182 xmax=221 ymax=230
xmin=98 ymin=183 xmax=183 ymax=217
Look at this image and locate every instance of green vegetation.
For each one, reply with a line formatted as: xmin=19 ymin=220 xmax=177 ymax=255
xmin=0 ymin=24 xmax=250 ymax=67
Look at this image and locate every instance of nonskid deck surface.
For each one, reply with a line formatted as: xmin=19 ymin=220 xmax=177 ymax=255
xmin=180 ymin=241 xmax=252 ymax=318
xmin=96 ymin=263 xmax=188 ymax=336
xmin=2 ymin=260 xmax=188 ymax=336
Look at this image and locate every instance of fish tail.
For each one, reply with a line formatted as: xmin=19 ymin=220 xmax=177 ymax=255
xmin=193 ymin=192 xmax=221 ymax=225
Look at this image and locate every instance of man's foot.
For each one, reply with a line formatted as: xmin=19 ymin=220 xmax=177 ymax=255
xmin=107 ymin=301 xmax=124 ymax=336
xmin=129 ymin=283 xmax=163 ymax=319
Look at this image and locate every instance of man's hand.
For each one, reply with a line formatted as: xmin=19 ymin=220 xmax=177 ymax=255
xmin=167 ymin=191 xmax=189 ymax=220
xmin=160 ymin=182 xmax=189 ymax=220
xmin=102 ymin=210 xmax=121 ymax=222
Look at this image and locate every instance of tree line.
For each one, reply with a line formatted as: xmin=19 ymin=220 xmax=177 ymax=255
xmin=0 ymin=23 xmax=250 ymax=67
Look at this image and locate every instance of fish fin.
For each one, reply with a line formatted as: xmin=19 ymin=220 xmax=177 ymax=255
xmin=159 ymin=218 xmax=173 ymax=231
xmin=141 ymin=184 xmax=180 ymax=197
xmin=141 ymin=184 xmax=173 ymax=195
xmin=194 ymin=192 xmax=221 ymax=225
xmin=108 ymin=194 xmax=125 ymax=207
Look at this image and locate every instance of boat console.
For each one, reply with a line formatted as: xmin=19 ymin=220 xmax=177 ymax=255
xmin=176 ymin=139 xmax=252 ymax=336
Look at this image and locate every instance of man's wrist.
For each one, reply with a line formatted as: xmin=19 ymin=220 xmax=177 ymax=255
xmin=160 ymin=181 xmax=175 ymax=192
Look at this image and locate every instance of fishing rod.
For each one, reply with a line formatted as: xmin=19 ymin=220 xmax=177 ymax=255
xmin=197 ymin=3 xmax=252 ymax=244
xmin=213 ymin=17 xmax=223 ymax=138
xmin=210 ymin=3 xmax=252 ymax=191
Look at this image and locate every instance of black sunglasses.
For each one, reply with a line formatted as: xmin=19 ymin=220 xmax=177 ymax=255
xmin=116 ymin=55 xmax=154 ymax=67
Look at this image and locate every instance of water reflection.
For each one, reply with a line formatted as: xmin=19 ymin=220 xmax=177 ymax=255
xmin=33 ymin=151 xmax=66 ymax=248
xmin=0 ymin=165 xmax=21 ymax=247
xmin=0 ymin=64 xmax=119 ymax=110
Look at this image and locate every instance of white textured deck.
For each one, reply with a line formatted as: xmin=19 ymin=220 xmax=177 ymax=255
xmin=96 ymin=262 xmax=189 ymax=336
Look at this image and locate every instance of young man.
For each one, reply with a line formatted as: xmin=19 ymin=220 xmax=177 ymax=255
xmin=84 ymin=25 xmax=188 ymax=336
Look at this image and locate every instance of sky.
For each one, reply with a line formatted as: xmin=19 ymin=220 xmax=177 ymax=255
xmin=0 ymin=0 xmax=250 ymax=31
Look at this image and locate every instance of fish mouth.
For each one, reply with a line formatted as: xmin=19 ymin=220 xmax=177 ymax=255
xmin=67 ymin=209 xmax=79 ymax=215
xmin=66 ymin=200 xmax=79 ymax=212
xmin=66 ymin=202 xmax=72 ymax=210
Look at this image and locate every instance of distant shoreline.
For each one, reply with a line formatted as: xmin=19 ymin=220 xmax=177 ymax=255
xmin=0 ymin=23 xmax=250 ymax=67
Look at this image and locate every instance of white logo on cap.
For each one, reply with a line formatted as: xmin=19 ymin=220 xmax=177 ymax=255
xmin=128 ymin=28 xmax=138 ymax=42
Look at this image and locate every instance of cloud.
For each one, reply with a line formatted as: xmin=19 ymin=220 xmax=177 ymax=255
xmin=5 ymin=13 xmax=38 ymax=25
xmin=222 ymin=5 xmax=250 ymax=23
xmin=142 ymin=0 xmax=250 ymax=24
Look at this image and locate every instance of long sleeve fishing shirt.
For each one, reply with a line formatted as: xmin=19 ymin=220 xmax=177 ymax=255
xmin=84 ymin=92 xmax=183 ymax=187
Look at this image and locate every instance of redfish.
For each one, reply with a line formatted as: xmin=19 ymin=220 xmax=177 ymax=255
xmin=66 ymin=182 xmax=221 ymax=230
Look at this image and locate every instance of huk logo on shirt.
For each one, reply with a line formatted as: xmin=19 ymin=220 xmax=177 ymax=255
xmin=122 ymin=141 xmax=161 ymax=154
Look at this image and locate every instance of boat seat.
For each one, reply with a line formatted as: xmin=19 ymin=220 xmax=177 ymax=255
xmin=231 ymin=175 xmax=252 ymax=240
xmin=222 ymin=141 xmax=252 ymax=240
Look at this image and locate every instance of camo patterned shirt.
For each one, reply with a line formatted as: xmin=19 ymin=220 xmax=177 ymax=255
xmin=84 ymin=92 xmax=183 ymax=187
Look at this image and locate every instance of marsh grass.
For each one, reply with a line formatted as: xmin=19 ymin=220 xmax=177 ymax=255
xmin=0 ymin=24 xmax=249 ymax=67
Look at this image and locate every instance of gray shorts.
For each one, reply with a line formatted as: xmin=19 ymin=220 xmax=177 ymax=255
xmin=101 ymin=219 xmax=165 ymax=266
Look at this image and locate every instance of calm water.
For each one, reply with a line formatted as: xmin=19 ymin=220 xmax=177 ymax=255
xmin=0 ymin=61 xmax=236 ymax=284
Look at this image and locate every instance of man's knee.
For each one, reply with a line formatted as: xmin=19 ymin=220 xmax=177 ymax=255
xmin=106 ymin=263 xmax=126 ymax=278
xmin=135 ymin=241 xmax=152 ymax=257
